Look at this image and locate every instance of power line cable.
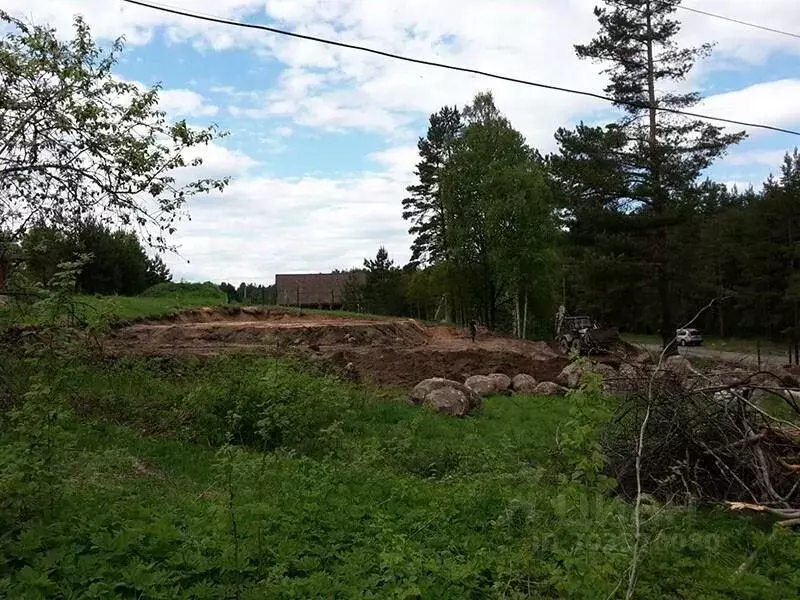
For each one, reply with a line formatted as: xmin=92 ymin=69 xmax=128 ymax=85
xmin=671 ymin=1 xmax=800 ymax=40
xmin=120 ymin=0 xmax=800 ymax=136
xmin=611 ymin=0 xmax=800 ymax=40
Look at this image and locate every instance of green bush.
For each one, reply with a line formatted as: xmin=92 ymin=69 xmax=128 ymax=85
xmin=140 ymin=281 xmax=227 ymax=304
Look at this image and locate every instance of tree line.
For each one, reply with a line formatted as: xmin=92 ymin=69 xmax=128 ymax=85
xmin=343 ymin=0 xmax=800 ymax=349
xmin=219 ymin=282 xmax=277 ymax=305
xmin=2 ymin=220 xmax=172 ymax=296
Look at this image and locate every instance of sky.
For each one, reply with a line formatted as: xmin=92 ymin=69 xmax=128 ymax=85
xmin=5 ymin=0 xmax=800 ymax=284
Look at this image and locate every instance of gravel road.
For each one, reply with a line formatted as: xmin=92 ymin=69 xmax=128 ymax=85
xmin=640 ymin=344 xmax=789 ymax=369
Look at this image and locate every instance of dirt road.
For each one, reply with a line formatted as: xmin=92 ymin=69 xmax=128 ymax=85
xmin=640 ymin=343 xmax=788 ymax=369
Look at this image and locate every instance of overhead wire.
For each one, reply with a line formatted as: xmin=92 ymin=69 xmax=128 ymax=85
xmin=610 ymin=0 xmax=800 ymax=41
xmin=671 ymin=1 xmax=800 ymax=40
xmin=120 ymin=0 xmax=800 ymax=136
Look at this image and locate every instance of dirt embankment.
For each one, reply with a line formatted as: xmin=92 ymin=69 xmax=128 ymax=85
xmin=106 ymin=306 xmax=568 ymax=388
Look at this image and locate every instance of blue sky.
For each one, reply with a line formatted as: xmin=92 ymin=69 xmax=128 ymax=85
xmin=8 ymin=0 xmax=800 ymax=283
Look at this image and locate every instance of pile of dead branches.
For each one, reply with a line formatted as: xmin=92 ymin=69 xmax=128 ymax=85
xmin=604 ymin=362 xmax=800 ymax=515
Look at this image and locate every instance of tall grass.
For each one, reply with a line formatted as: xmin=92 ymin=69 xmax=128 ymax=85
xmin=2 ymin=355 xmax=799 ymax=598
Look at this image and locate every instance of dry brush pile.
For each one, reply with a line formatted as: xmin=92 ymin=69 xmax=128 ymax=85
xmin=603 ymin=356 xmax=800 ymax=522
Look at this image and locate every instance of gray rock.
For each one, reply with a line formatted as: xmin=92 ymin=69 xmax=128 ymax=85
xmin=559 ymin=362 xmax=584 ymax=389
xmin=423 ymin=386 xmax=476 ymax=417
xmin=409 ymin=378 xmax=481 ymax=413
xmin=488 ymin=373 xmax=512 ymax=392
xmin=410 ymin=377 xmax=458 ymax=405
xmin=534 ymin=381 xmax=568 ymax=396
xmin=592 ymin=363 xmax=617 ymax=379
xmin=512 ymin=374 xmax=538 ymax=394
xmin=465 ymin=374 xmax=499 ymax=397
xmin=663 ymin=355 xmax=692 ymax=377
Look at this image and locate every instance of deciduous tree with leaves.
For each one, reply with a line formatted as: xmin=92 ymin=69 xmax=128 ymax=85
xmin=441 ymin=92 xmax=558 ymax=334
xmin=0 ymin=11 xmax=229 ymax=274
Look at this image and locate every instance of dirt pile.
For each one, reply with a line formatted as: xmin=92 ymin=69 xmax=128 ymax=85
xmin=106 ymin=306 xmax=567 ymax=388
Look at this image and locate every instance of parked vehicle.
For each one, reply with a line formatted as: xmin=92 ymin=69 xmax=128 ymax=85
xmin=676 ymin=328 xmax=703 ymax=346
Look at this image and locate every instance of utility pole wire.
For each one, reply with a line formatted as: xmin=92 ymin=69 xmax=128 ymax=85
xmin=120 ymin=0 xmax=800 ymax=137
xmin=671 ymin=1 xmax=800 ymax=41
xmin=610 ymin=0 xmax=800 ymax=41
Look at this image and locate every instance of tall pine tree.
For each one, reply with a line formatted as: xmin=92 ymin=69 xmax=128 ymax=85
xmin=402 ymin=106 xmax=463 ymax=267
xmin=559 ymin=0 xmax=745 ymax=349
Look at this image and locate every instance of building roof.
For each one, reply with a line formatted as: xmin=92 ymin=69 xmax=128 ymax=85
xmin=275 ymin=272 xmax=363 ymax=306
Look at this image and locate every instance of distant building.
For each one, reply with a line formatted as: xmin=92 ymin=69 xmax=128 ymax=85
xmin=275 ymin=272 xmax=364 ymax=309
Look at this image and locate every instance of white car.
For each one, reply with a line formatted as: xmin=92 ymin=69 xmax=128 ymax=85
xmin=676 ymin=328 xmax=703 ymax=347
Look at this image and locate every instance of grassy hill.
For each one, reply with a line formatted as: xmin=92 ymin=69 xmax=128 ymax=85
xmin=0 ymin=282 xmax=230 ymax=326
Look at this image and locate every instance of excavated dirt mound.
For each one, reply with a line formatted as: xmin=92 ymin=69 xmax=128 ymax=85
xmin=106 ymin=306 xmax=567 ymax=388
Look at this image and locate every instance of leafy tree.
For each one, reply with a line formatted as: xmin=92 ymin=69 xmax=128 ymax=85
xmin=20 ymin=227 xmax=72 ymax=288
xmin=441 ymin=92 xmax=559 ymax=333
xmin=18 ymin=221 xmax=171 ymax=295
xmin=219 ymin=282 xmax=241 ymax=303
xmin=0 ymin=11 xmax=228 ymax=259
xmin=555 ymin=0 xmax=745 ymax=348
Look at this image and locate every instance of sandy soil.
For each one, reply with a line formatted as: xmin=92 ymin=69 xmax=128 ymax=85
xmin=105 ymin=306 xmax=570 ymax=387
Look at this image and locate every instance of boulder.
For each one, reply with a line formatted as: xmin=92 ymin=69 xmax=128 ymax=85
xmin=488 ymin=373 xmax=512 ymax=392
xmin=410 ymin=377 xmax=457 ymax=405
xmin=534 ymin=381 xmax=568 ymax=396
xmin=465 ymin=374 xmax=499 ymax=397
xmin=409 ymin=378 xmax=481 ymax=414
xmin=592 ymin=363 xmax=617 ymax=379
xmin=423 ymin=386 xmax=476 ymax=417
xmin=619 ymin=363 xmax=640 ymax=380
xmin=773 ymin=368 xmax=800 ymax=388
xmin=559 ymin=362 xmax=584 ymax=389
xmin=663 ymin=355 xmax=692 ymax=377
xmin=512 ymin=374 xmax=538 ymax=394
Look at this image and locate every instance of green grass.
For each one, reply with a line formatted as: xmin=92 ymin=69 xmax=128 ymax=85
xmin=0 ymin=293 xmax=226 ymax=326
xmin=2 ymin=355 xmax=800 ymax=598
xmin=0 ymin=281 xmax=232 ymax=327
xmin=1 ymin=290 xmax=442 ymax=329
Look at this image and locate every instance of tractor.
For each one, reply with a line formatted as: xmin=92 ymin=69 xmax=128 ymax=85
xmin=555 ymin=306 xmax=620 ymax=356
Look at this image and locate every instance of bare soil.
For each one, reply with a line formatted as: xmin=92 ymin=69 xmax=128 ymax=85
xmin=106 ymin=306 xmax=569 ymax=388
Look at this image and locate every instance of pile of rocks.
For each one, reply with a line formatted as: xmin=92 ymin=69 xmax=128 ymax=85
xmin=409 ymin=371 xmax=572 ymax=417
xmin=408 ymin=360 xmax=639 ymax=417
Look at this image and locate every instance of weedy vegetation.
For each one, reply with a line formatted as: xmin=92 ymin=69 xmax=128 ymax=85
xmin=2 ymin=336 xmax=800 ymax=598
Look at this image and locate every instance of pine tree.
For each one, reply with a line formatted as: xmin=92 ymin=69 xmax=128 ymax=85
xmin=565 ymin=0 xmax=746 ymax=349
xmin=362 ymin=247 xmax=405 ymax=316
xmin=402 ymin=106 xmax=463 ymax=267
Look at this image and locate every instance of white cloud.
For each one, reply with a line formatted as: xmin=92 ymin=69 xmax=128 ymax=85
xmin=6 ymin=0 xmax=800 ymax=283
xmin=169 ymin=169 xmax=412 ymax=282
xmin=159 ymin=88 xmax=219 ymax=117
xmin=725 ymin=149 xmax=792 ymax=168
xmin=700 ymin=79 xmax=800 ymax=135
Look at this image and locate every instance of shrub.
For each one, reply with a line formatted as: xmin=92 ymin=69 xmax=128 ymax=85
xmin=140 ymin=281 xmax=227 ymax=304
